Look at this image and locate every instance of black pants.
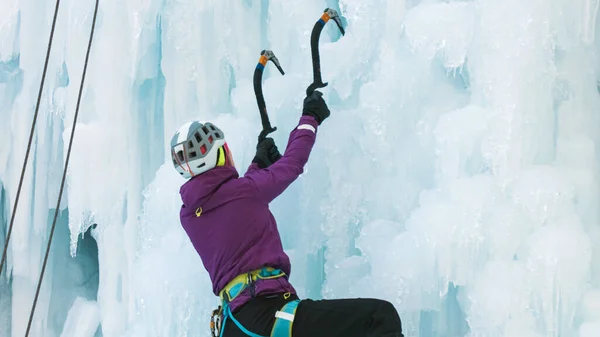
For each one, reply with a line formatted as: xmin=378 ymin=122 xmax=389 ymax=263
xmin=222 ymin=293 xmax=404 ymax=337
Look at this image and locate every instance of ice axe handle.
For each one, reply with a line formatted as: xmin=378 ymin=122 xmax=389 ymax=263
xmin=306 ymin=8 xmax=344 ymax=96
xmin=258 ymin=126 xmax=277 ymax=143
xmin=254 ymin=50 xmax=284 ymax=143
xmin=307 ymin=81 xmax=328 ymax=96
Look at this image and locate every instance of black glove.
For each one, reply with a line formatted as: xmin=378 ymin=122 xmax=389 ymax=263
xmin=252 ymin=137 xmax=282 ymax=169
xmin=302 ymin=90 xmax=330 ymax=125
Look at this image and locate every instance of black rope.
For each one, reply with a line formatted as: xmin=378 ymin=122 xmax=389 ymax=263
xmin=25 ymin=0 xmax=100 ymax=335
xmin=0 ymin=0 xmax=63 ymax=279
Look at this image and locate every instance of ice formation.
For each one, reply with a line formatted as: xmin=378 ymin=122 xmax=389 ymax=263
xmin=1 ymin=0 xmax=600 ymax=336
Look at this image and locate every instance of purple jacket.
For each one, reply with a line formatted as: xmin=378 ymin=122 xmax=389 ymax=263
xmin=178 ymin=115 xmax=319 ymax=312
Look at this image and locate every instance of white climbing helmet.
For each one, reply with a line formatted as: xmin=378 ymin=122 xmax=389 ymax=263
xmin=170 ymin=120 xmax=227 ymax=179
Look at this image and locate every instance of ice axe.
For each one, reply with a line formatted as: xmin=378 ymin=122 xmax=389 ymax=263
xmin=306 ymin=8 xmax=345 ymax=96
xmin=254 ymin=50 xmax=285 ymax=142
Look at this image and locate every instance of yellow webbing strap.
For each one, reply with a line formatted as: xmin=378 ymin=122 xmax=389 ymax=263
xmin=219 ymin=267 xmax=286 ymax=303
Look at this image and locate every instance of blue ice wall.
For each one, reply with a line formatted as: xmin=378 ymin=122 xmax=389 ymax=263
xmin=1 ymin=1 xmax=600 ymax=337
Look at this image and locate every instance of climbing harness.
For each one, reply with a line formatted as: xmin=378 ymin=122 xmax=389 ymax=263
xmin=219 ymin=267 xmax=286 ymax=302
xmin=253 ymin=50 xmax=285 ymax=142
xmin=210 ymin=267 xmax=301 ymax=337
xmin=306 ymin=8 xmax=345 ymax=96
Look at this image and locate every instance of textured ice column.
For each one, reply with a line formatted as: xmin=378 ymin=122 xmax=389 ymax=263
xmin=461 ymin=261 xmax=535 ymax=337
xmin=59 ymin=297 xmax=100 ymax=337
xmin=579 ymin=289 xmax=600 ymax=337
xmin=0 ymin=0 xmax=22 ymax=284
xmin=0 ymin=1 xmax=90 ymax=335
xmin=129 ymin=164 xmax=214 ymax=336
xmin=524 ymin=219 xmax=591 ymax=336
xmin=63 ymin=1 xmax=161 ymax=336
xmin=470 ymin=0 xmax=556 ymax=180
xmin=317 ymin=1 xmax=479 ymax=334
xmin=332 ymin=0 xmax=600 ymax=336
xmin=303 ymin=3 xmax=481 ymax=335
xmin=581 ymin=0 xmax=600 ymax=44
xmin=0 ymin=0 xmax=20 ymax=63
xmin=0 ymin=185 xmax=10 ymax=337
xmin=553 ymin=1 xmax=600 ymax=303
xmin=161 ymin=0 xmax=263 ymax=136
xmin=458 ymin=2 xmax=552 ymax=335
xmin=0 ymin=0 xmax=71 ymax=335
xmin=433 ymin=105 xmax=489 ymax=181
xmin=459 ymin=0 xmax=599 ymax=336
xmin=553 ymin=23 xmax=600 ymax=232
xmin=403 ymin=2 xmax=475 ymax=68
xmin=309 ymin=0 xmax=417 ymax=300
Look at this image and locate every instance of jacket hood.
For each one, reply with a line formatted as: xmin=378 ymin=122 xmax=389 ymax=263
xmin=179 ymin=165 xmax=239 ymax=214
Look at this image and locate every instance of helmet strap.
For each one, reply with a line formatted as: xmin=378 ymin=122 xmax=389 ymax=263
xmin=216 ymin=147 xmax=226 ymax=167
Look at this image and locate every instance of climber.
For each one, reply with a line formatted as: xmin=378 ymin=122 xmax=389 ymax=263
xmin=170 ymin=90 xmax=405 ymax=337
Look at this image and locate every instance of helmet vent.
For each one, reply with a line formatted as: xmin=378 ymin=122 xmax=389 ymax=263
xmin=170 ymin=121 xmax=227 ymax=178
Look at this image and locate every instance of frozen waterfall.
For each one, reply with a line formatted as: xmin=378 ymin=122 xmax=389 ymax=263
xmin=1 ymin=0 xmax=600 ymax=336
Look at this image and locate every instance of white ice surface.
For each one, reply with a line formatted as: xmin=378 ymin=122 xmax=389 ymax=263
xmin=1 ymin=1 xmax=600 ymax=336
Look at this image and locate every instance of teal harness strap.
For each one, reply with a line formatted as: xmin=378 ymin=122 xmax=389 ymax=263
xmin=271 ymin=300 xmax=301 ymax=336
xmin=220 ymin=304 xmax=267 ymax=337
xmin=218 ymin=299 xmax=301 ymax=337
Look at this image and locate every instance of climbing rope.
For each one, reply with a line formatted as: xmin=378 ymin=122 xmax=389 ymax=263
xmin=24 ymin=0 xmax=99 ymax=335
xmin=0 ymin=0 xmax=63 ymax=278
